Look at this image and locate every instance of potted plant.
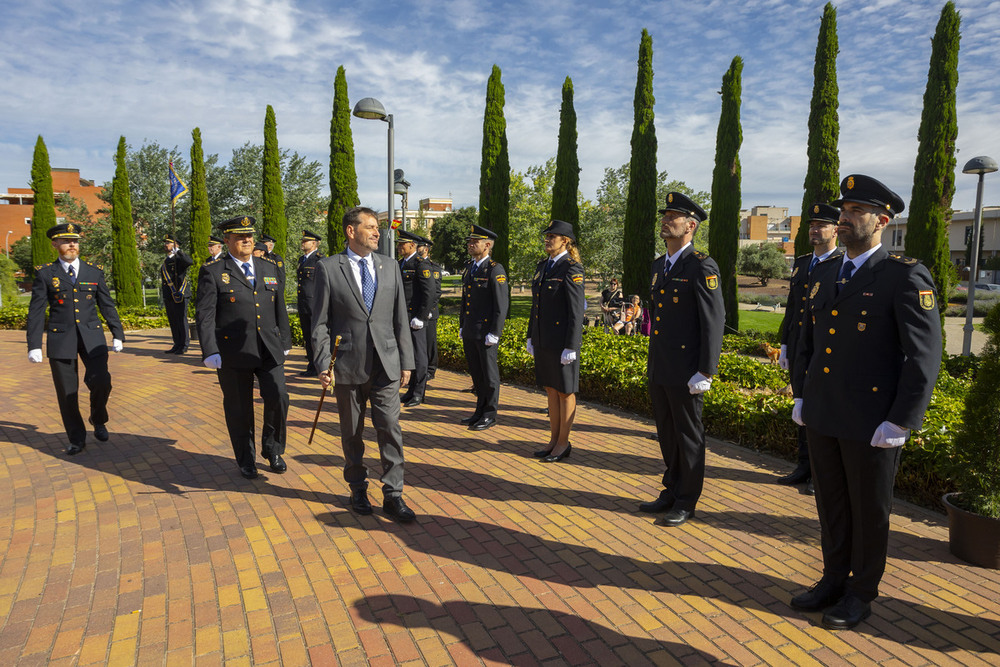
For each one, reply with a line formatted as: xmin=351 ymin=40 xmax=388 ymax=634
xmin=944 ymin=302 xmax=1000 ymax=569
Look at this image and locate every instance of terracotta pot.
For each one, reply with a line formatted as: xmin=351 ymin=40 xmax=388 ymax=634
xmin=942 ymin=493 xmax=1000 ymax=570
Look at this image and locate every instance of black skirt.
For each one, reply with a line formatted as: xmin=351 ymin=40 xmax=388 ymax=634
xmin=534 ymin=348 xmax=579 ymax=394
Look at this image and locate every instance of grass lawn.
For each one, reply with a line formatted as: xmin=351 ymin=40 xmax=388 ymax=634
xmin=739 ymin=309 xmax=783 ymax=334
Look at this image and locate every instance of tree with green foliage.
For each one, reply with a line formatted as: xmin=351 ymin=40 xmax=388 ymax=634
xmin=0 ymin=254 xmax=18 ymax=306
xmin=30 ymin=135 xmax=58 ymax=271
xmin=189 ymin=128 xmax=212 ymax=273
xmin=478 ymin=65 xmax=511 ymax=270
xmin=551 ymin=76 xmax=580 ymax=237
xmin=905 ymin=1 xmax=960 ymax=341
xmin=431 ymin=207 xmax=477 ymax=274
xmin=510 ymin=159 xmax=556 ymax=284
xmin=9 ymin=236 xmax=34 ymax=277
xmin=581 ymin=163 xmax=709 ymax=282
xmin=262 ymin=105 xmax=288 ymax=258
xmin=110 ymin=137 xmax=143 ymax=307
xmin=737 ymin=242 xmax=790 ymax=286
xmin=796 ymin=2 xmax=841 ymax=256
xmin=709 ymin=56 xmax=744 ymax=333
xmin=623 ymin=29 xmax=657 ymax=299
xmin=328 ymin=66 xmax=359 ymax=254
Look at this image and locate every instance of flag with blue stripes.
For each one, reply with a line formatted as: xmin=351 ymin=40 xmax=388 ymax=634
xmin=169 ymin=161 xmax=188 ymax=204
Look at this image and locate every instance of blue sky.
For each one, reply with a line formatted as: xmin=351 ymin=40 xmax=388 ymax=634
xmin=2 ymin=0 xmax=999 ymax=217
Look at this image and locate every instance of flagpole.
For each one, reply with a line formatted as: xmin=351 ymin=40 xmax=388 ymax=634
xmin=170 ymin=196 xmax=176 ymax=238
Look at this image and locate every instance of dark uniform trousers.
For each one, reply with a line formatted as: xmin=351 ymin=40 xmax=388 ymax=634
xmin=401 ymin=255 xmax=435 ymax=400
xmin=646 ymin=246 xmax=725 ymax=513
xmin=426 ymin=262 xmax=443 ymax=378
xmin=794 ymin=247 xmax=941 ymax=603
xmin=162 ymin=250 xmax=193 ymax=349
xmin=51 ymin=335 xmax=112 ymax=445
xmin=297 ymin=252 xmax=323 ymax=374
xmin=460 ymin=258 xmax=508 ymax=421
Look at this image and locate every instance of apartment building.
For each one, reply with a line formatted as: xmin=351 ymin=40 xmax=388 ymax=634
xmin=0 ymin=168 xmax=104 ymax=254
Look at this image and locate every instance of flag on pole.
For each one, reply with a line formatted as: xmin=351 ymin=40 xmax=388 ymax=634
xmin=169 ymin=161 xmax=188 ymax=204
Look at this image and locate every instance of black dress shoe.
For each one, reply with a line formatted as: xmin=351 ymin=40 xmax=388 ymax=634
xmin=460 ymin=414 xmax=481 ymax=425
xmin=239 ymin=465 xmax=259 ymax=479
xmin=790 ymin=579 xmax=844 ymax=612
xmin=658 ymin=509 xmax=695 ymax=527
xmin=777 ymin=466 xmax=811 ymax=485
xmin=403 ymin=396 xmax=422 ymax=408
xmin=350 ymin=488 xmax=373 ymax=515
xmin=165 ymin=346 xmax=179 ymax=354
xmin=66 ymin=442 xmax=86 ymax=456
xmin=383 ymin=496 xmax=416 ymax=523
xmin=268 ymin=454 xmax=287 ymax=473
xmin=542 ymin=443 xmax=571 ymax=463
xmin=533 ymin=445 xmax=555 ymax=458
xmin=638 ymin=493 xmax=673 ymax=513
xmin=469 ymin=416 xmax=496 ymax=431
xmin=822 ymin=595 xmax=871 ymax=630
xmin=89 ymin=418 xmax=109 ymax=442
xmin=803 ymin=480 xmax=815 ymax=496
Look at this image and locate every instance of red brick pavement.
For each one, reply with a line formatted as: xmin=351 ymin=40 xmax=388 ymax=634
xmin=0 ymin=328 xmax=998 ymax=666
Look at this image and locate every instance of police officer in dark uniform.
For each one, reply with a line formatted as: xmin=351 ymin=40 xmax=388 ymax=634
xmin=195 ymin=216 xmax=292 ymax=479
xmin=261 ymin=233 xmax=286 ymax=287
xmin=208 ymin=235 xmax=225 ymax=261
xmin=527 ymin=219 xmax=585 ymax=462
xmin=161 ymin=234 xmax=194 ymax=353
xmin=459 ymin=224 xmax=509 ymax=431
xmin=776 ymin=203 xmax=843 ymax=494
xmin=790 ymin=175 xmax=942 ymax=630
xmin=296 ymin=230 xmax=324 ymax=376
xmin=416 ymin=236 xmax=442 ymax=380
xmin=638 ymin=192 xmax=725 ymax=527
xmin=396 ymin=230 xmax=436 ymax=407
xmin=27 ymin=223 xmax=125 ymax=454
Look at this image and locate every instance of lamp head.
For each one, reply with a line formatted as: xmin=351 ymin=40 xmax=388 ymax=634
xmin=963 ymin=156 xmax=999 ymax=175
xmin=353 ymin=97 xmax=387 ymax=121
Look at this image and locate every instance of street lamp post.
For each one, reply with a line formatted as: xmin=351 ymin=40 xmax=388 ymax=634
xmin=5 ymin=230 xmax=11 ymax=258
xmin=353 ymin=97 xmax=394 ymax=254
xmin=961 ymin=155 xmax=999 ymax=356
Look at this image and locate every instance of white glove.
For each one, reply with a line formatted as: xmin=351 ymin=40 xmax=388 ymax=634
xmin=28 ymin=349 xmax=43 ymax=363
xmin=792 ymin=398 xmax=804 ymax=426
xmin=485 ymin=333 xmax=499 ymax=346
xmin=526 ymin=338 xmax=534 ymax=356
xmin=112 ymin=339 xmax=123 ymax=352
xmin=459 ymin=328 xmax=462 ymax=339
xmin=871 ymin=421 xmax=909 ymax=448
xmin=687 ymin=371 xmax=712 ymax=395
xmin=283 ymin=349 xmax=290 ymax=356
xmin=778 ymin=344 xmax=789 ymax=370
xmin=203 ymin=354 xmax=222 ymax=369
xmin=560 ymin=349 xmax=577 ymax=365
xmin=410 ymin=317 xmax=424 ymax=330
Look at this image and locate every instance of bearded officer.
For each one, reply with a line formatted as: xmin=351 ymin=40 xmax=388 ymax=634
xmin=790 ymin=174 xmax=941 ymax=630
xmin=396 ymin=229 xmax=435 ymax=407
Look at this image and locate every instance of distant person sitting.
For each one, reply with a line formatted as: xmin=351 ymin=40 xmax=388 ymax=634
xmin=621 ymin=295 xmax=644 ymax=335
xmin=601 ymin=278 xmax=624 ymax=331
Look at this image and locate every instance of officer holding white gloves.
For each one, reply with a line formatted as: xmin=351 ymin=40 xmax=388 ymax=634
xmin=789 ymin=175 xmax=942 ymax=631
xmin=26 ymin=223 xmax=125 ymax=455
xmin=526 ymin=220 xmax=585 ymax=463
xmin=638 ymin=192 xmax=725 ymax=528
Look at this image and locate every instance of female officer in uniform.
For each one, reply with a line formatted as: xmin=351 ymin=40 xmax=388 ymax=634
xmin=527 ymin=220 xmax=585 ymax=463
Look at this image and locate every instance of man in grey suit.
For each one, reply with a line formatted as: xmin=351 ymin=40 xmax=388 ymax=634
xmin=311 ymin=206 xmax=418 ymax=522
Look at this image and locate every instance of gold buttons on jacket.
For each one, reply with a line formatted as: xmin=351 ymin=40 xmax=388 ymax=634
xmin=823 ymin=367 xmax=830 ymax=373
xmin=829 ymin=328 xmax=836 ymax=335
xmin=872 ymin=387 xmax=878 ymax=392
xmin=654 ymin=330 xmax=658 ymax=335
xmin=831 ymin=309 xmax=838 ymax=316
xmin=825 ymin=347 xmax=832 ymax=354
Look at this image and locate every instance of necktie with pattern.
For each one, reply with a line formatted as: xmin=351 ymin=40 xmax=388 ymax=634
xmin=242 ymin=262 xmax=254 ymax=288
xmin=359 ymin=258 xmax=375 ymax=310
xmin=663 ymin=259 xmax=672 ymax=276
xmin=836 ymin=260 xmax=854 ymax=295
xmin=67 ymin=265 xmax=76 ymax=284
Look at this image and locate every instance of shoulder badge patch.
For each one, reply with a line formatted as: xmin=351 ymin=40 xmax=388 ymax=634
xmin=222 ymin=273 xmax=231 ymax=284
xmin=571 ymin=274 xmax=583 ymax=284
xmin=810 ymin=281 xmax=821 ymax=299
xmin=422 ymin=269 xmax=430 ymax=278
xmin=496 ymin=274 xmax=506 ymax=284
xmin=52 ymin=276 xmax=60 ymax=289
xmin=919 ymin=290 xmax=936 ymax=311
xmin=433 ymin=271 xmax=440 ymax=279
xmin=705 ymin=275 xmax=718 ymax=290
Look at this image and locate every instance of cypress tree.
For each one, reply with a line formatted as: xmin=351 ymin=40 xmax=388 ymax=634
xmin=262 ymin=105 xmax=288 ymax=258
xmin=110 ymin=137 xmax=143 ymax=307
xmin=328 ymin=66 xmax=359 ymax=253
xmin=905 ymin=1 xmax=960 ymax=339
xmin=189 ymin=128 xmax=212 ymax=273
xmin=796 ymin=2 xmax=840 ymax=256
xmin=30 ymin=135 xmax=57 ymax=270
xmin=708 ymin=56 xmax=744 ymax=333
xmin=623 ymin=29 xmax=657 ymax=299
xmin=551 ymin=76 xmax=580 ymax=238
xmin=478 ymin=65 xmax=511 ymax=270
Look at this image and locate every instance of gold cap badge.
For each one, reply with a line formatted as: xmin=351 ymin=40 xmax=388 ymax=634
xmin=846 ymin=176 xmax=855 ymax=190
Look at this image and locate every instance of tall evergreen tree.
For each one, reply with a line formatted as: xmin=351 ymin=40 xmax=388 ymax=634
xmin=623 ymin=29 xmax=657 ymax=299
xmin=262 ymin=105 xmax=288 ymax=258
xmin=478 ymin=64 xmax=511 ymax=270
xmin=551 ymin=76 xmax=580 ymax=238
xmin=110 ymin=137 xmax=143 ymax=307
xmin=796 ymin=2 xmax=841 ymax=256
xmin=189 ymin=128 xmax=212 ymax=273
xmin=708 ymin=56 xmax=744 ymax=333
xmin=30 ymin=135 xmax=57 ymax=270
xmin=905 ymin=1 xmax=960 ymax=340
xmin=328 ymin=66 xmax=359 ymax=254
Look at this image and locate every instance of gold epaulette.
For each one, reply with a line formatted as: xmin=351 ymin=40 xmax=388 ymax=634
xmin=888 ymin=253 xmax=919 ymax=266
xmin=204 ymin=256 xmax=222 ymax=265
xmin=692 ymin=250 xmax=708 ymax=260
xmin=258 ymin=255 xmax=277 ymax=265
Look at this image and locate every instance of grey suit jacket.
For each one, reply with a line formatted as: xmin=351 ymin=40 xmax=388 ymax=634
xmin=311 ymin=251 xmax=415 ymax=384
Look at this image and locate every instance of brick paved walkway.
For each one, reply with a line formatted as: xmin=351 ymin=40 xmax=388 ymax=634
xmin=1 ymin=328 xmax=998 ymax=666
